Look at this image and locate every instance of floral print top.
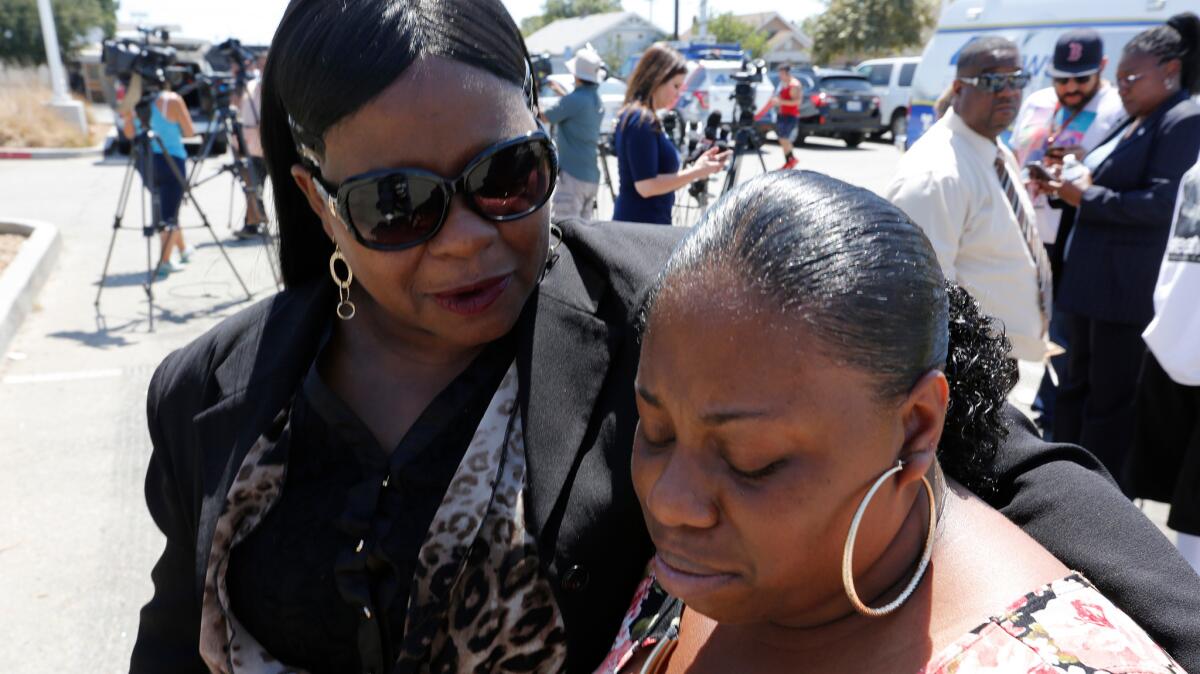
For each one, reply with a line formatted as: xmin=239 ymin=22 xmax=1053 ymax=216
xmin=597 ymin=573 xmax=1186 ymax=674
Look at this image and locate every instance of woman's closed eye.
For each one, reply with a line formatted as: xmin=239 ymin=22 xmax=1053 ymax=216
xmin=638 ymin=426 xmax=675 ymax=450
xmin=725 ymin=457 xmax=787 ymax=481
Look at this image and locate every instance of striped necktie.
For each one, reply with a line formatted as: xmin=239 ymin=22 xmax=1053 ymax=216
xmin=993 ymin=152 xmax=1052 ymax=337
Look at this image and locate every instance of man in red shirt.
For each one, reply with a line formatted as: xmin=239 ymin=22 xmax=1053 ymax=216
xmin=766 ymin=64 xmax=803 ymax=169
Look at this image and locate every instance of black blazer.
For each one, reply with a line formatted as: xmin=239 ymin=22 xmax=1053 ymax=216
xmin=1058 ymin=91 xmax=1200 ymax=325
xmin=130 ymin=220 xmax=1200 ymax=673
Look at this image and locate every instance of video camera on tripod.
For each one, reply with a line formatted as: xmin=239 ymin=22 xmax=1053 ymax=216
xmin=213 ymin=38 xmax=257 ymax=72
xmin=730 ymin=59 xmax=767 ymax=130
xmin=530 ymin=52 xmax=554 ymax=91
xmin=102 ymin=37 xmax=179 ymax=92
xmin=97 ymin=32 xmax=255 ymax=329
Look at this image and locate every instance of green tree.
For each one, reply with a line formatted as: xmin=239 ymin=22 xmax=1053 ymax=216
xmin=706 ymin=13 xmax=768 ymax=59
xmin=0 ymin=0 xmax=116 ymax=65
xmin=521 ymin=0 xmax=624 ymax=36
xmin=808 ymin=0 xmax=937 ymax=64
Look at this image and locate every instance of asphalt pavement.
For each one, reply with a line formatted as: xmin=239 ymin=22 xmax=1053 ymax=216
xmin=0 ymin=136 xmax=1171 ymax=672
xmin=0 ymin=150 xmax=279 ymax=673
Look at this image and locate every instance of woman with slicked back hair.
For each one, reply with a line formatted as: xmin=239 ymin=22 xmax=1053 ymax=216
xmin=132 ymin=1 xmax=1200 ymax=672
xmin=603 ymin=172 xmax=1186 ymax=673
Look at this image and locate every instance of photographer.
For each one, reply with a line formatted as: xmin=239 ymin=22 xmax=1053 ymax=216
xmin=763 ymin=63 xmax=803 ymax=169
xmin=613 ymin=43 xmax=730 ymax=225
xmin=119 ymin=78 xmax=195 ymax=278
xmin=540 ymin=45 xmax=604 ymax=221
xmin=230 ymin=52 xmax=269 ymax=239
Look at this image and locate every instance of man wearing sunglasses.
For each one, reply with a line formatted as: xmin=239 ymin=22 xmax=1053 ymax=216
xmin=1008 ymin=30 xmax=1126 ymax=438
xmin=888 ymin=37 xmax=1053 ymax=374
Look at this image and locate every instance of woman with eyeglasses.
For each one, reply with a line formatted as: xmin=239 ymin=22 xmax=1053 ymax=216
xmin=600 ymin=171 xmax=1184 ymax=674
xmin=1033 ymin=13 xmax=1200 ymax=485
xmin=129 ymin=1 xmax=1200 ymax=673
xmin=612 ymin=44 xmax=730 ymax=225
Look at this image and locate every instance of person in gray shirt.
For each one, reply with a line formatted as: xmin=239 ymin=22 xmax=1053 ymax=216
xmin=542 ymin=44 xmax=605 ymax=220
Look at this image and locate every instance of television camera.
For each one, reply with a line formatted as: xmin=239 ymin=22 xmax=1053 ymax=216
xmin=102 ymin=38 xmax=178 ymax=90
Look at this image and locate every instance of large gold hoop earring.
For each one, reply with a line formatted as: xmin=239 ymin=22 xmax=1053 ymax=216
xmin=329 ymin=245 xmax=356 ymax=321
xmin=841 ymin=460 xmax=936 ymax=617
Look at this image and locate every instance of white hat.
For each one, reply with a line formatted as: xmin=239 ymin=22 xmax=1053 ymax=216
xmin=566 ymin=44 xmax=605 ymax=84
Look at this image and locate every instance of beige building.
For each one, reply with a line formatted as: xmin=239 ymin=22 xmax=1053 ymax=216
xmin=526 ymin=12 xmax=664 ymax=74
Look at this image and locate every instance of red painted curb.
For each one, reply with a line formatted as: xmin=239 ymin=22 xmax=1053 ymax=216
xmin=0 ymin=151 xmax=34 ymax=160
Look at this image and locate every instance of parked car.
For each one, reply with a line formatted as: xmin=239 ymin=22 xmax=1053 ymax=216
xmin=855 ymin=56 xmax=919 ymax=140
xmin=791 ymin=69 xmax=882 ymax=148
xmin=675 ymin=59 xmax=776 ymax=127
xmin=538 ymin=73 xmax=627 ymax=133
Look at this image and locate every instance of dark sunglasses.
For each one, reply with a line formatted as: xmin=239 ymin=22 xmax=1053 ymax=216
xmin=1052 ymin=74 xmax=1097 ymax=85
xmin=312 ymin=130 xmax=559 ymax=251
xmin=958 ymin=71 xmax=1030 ymax=93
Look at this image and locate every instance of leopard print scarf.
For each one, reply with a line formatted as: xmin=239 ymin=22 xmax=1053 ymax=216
xmin=198 ymin=364 xmax=567 ymax=673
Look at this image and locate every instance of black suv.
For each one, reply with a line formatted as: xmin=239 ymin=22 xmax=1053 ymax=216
xmin=791 ymin=69 xmax=881 ymax=148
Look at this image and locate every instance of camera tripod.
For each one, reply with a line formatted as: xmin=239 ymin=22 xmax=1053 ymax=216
xmin=595 ymin=134 xmax=618 ymax=219
xmin=187 ymin=98 xmax=281 ymax=286
xmin=720 ymin=114 xmax=768 ymax=197
xmin=674 ymin=114 xmax=767 ymax=226
xmin=96 ymin=92 xmax=253 ymax=330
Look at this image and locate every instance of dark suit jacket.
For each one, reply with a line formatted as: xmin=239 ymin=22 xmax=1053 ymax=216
xmin=1058 ymin=91 xmax=1200 ymax=325
xmin=130 ymin=220 xmax=1200 ymax=673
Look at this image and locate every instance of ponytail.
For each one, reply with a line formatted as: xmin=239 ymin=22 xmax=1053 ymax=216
xmin=1126 ymin=12 xmax=1200 ymax=95
xmin=938 ymin=282 xmax=1018 ymax=497
xmin=1167 ymin=12 xmax=1200 ymax=93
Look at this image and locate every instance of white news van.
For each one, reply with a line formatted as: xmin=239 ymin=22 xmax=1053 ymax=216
xmin=905 ymin=0 xmax=1183 ymax=149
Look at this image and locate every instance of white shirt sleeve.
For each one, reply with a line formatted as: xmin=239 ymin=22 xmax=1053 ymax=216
xmin=886 ymin=170 xmax=968 ymax=282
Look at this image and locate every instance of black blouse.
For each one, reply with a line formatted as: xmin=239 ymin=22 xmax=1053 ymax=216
xmin=226 ymin=331 xmax=516 ymax=673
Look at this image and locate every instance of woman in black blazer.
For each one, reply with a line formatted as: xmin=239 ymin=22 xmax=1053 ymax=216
xmin=130 ymin=1 xmax=1200 ymax=672
xmin=1039 ymin=13 xmax=1200 ymax=485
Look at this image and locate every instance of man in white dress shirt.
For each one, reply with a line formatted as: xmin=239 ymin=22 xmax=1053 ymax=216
xmin=886 ymin=38 xmax=1051 ymax=366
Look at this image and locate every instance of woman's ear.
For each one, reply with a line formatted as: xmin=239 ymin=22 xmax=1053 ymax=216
xmin=290 ymin=164 xmax=337 ymax=241
xmin=1162 ymin=58 xmax=1183 ymax=85
xmin=896 ymin=369 xmax=949 ymax=485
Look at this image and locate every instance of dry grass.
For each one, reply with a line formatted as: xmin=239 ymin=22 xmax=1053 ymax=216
xmin=0 ymin=68 xmax=101 ymax=148
xmin=0 ymin=233 xmax=25 ymax=277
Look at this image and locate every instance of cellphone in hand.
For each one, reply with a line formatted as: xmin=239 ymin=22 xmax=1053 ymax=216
xmin=1025 ymin=161 xmax=1055 ymax=182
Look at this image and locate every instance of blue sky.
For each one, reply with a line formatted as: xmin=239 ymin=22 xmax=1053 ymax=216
xmin=115 ymin=0 xmax=823 ymax=46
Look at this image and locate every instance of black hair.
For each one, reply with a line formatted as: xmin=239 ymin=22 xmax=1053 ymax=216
xmin=260 ymin=0 xmax=534 ymax=286
xmin=956 ymin=37 xmax=1019 ymax=75
xmin=1125 ymin=12 xmax=1200 ymax=94
xmin=638 ymin=172 xmax=1016 ymax=495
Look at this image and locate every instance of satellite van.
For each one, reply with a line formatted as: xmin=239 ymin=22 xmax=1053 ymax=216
xmin=904 ymin=0 xmax=1182 ymax=149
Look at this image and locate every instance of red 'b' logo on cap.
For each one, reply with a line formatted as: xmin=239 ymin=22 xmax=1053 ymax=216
xmin=1068 ymin=42 xmax=1083 ymax=62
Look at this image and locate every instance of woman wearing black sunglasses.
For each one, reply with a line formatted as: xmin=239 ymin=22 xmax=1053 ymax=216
xmin=130 ymin=1 xmax=1200 ymax=673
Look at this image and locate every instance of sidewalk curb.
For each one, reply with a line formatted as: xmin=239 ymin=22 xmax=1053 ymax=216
xmin=0 ymin=219 xmax=62 ymax=358
xmin=0 ymin=143 xmax=107 ymax=160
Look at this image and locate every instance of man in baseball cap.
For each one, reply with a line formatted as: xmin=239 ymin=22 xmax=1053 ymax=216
xmin=1008 ymin=28 xmax=1127 ymax=437
xmin=541 ymin=44 xmax=607 ymax=220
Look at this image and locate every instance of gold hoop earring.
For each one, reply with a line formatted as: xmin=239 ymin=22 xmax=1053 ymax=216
xmin=841 ymin=459 xmax=936 ymax=617
xmin=329 ymin=245 xmax=356 ymax=321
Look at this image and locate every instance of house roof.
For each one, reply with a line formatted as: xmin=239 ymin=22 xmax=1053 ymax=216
xmin=681 ymin=11 xmax=811 ymax=49
xmin=525 ymin=12 xmax=661 ymax=55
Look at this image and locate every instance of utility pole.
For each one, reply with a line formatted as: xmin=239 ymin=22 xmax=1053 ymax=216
xmin=673 ymin=0 xmax=679 ymax=40
xmin=36 ymin=0 xmax=88 ymax=136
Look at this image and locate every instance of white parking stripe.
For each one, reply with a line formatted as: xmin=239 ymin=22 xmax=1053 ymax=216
xmin=3 ymin=369 xmax=123 ymax=384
